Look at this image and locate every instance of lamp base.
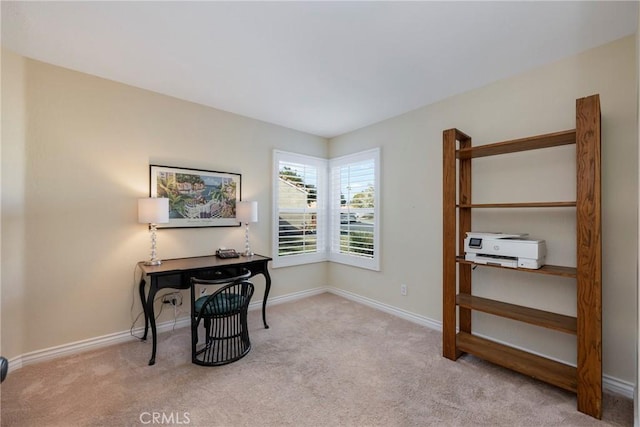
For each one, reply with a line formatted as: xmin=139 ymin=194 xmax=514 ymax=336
xmin=144 ymin=259 xmax=162 ymax=266
xmin=241 ymin=251 xmax=254 ymax=257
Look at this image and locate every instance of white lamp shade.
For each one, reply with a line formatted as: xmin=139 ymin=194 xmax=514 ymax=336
xmin=236 ymin=201 xmax=258 ymax=223
xmin=138 ymin=198 xmax=169 ymax=224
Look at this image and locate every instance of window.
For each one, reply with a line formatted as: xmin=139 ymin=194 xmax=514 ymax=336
xmin=272 ymin=148 xmax=380 ymax=271
xmin=272 ymin=151 xmax=327 ymax=267
xmin=329 ymin=148 xmax=380 ymax=270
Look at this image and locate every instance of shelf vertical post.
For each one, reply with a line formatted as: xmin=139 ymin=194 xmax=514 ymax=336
xmin=458 ymin=132 xmax=472 ymax=334
xmin=443 ymin=129 xmax=472 ymax=360
xmin=443 ymin=129 xmax=459 ymax=360
xmin=575 ymin=94 xmax=602 ymax=419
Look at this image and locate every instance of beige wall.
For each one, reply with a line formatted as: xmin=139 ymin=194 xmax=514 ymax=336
xmin=1 ymin=50 xmax=27 ymax=358
xmin=636 ymin=8 xmax=639 ymax=422
xmin=329 ymin=36 xmax=638 ymax=384
xmin=0 ymin=50 xmax=328 ymax=359
xmin=2 ymin=36 xmax=637 ymax=387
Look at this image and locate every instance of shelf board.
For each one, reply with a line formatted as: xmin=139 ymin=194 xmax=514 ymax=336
xmin=457 ymin=130 xmax=576 ymax=159
xmin=456 ymin=332 xmax=577 ymax=393
xmin=456 ymin=256 xmax=577 ymax=278
xmin=456 ymin=294 xmax=577 ymax=335
xmin=457 ymin=201 xmax=576 ymax=209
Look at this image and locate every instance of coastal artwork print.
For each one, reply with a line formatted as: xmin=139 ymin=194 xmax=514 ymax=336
xmin=150 ymin=165 xmax=241 ymax=228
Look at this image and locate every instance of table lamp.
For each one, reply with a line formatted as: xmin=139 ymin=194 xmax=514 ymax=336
xmin=236 ymin=200 xmax=258 ymax=257
xmin=138 ymin=197 xmax=169 ymax=265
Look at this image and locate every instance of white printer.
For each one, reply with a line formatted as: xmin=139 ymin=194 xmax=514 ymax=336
xmin=464 ymin=232 xmax=546 ymax=269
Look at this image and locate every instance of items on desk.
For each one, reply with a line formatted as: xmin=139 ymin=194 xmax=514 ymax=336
xmin=138 ymin=197 xmax=170 ymax=266
xmin=236 ymin=200 xmax=258 ymax=257
xmin=216 ymin=248 xmax=239 ymax=259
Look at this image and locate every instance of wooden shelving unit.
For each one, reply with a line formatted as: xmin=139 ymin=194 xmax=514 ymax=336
xmin=442 ymin=95 xmax=602 ymax=418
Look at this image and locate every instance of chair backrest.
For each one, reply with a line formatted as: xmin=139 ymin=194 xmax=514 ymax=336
xmin=190 ymin=268 xmax=251 ymax=286
xmin=193 ymin=281 xmax=255 ymax=321
xmin=190 ymin=269 xmax=254 ymax=322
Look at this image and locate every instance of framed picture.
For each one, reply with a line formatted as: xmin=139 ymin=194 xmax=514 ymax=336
xmin=149 ymin=165 xmax=241 ymax=228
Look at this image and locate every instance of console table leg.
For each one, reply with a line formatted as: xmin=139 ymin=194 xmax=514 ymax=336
xmin=148 ymin=310 xmax=157 ymax=366
xmin=262 ymin=268 xmax=271 ymax=329
xmin=139 ymin=277 xmax=149 ymax=341
xmin=146 ymin=281 xmax=158 ymax=365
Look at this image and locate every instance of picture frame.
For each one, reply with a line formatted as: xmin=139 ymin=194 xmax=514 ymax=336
xmin=149 ymin=165 xmax=242 ymax=228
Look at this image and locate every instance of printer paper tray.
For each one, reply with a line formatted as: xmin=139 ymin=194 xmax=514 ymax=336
xmin=468 ymin=254 xmax=518 ymax=268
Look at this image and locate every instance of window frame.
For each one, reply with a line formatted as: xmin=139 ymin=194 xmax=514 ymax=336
xmin=272 ymin=150 xmax=328 ymax=268
xmin=272 ymin=148 xmax=380 ymax=271
xmin=328 ymin=148 xmax=381 ymax=271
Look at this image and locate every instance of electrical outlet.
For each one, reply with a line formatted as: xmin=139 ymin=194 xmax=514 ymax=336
xmin=162 ymin=292 xmax=182 ymax=306
xmin=400 ymin=284 xmax=407 ymax=296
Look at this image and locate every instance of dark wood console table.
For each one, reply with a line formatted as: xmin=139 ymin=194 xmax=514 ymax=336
xmin=138 ymin=254 xmax=272 ymax=365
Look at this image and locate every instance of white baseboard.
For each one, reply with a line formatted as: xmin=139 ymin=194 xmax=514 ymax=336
xmin=605 ymin=376 xmax=635 ymax=399
xmin=250 ymin=286 xmax=327 ymax=309
xmin=7 ymin=286 xmax=328 ymax=373
xmin=326 ymin=287 xmax=443 ymax=331
xmin=326 ymin=286 xmax=635 ymax=400
xmin=6 ymin=286 xmax=635 ymax=400
xmin=8 ymin=316 xmax=191 ymax=373
xmin=467 ymin=332 xmax=636 ymax=400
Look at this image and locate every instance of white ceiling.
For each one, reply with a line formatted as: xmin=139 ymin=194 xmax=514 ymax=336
xmin=2 ymin=1 xmax=637 ymax=138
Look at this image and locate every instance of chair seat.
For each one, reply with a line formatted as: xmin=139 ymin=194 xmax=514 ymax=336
xmin=194 ymin=293 xmax=246 ymax=316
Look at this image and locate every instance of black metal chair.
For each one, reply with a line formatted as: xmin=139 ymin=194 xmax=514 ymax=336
xmin=0 ymin=357 xmax=7 ymax=383
xmin=190 ymin=269 xmax=254 ymax=366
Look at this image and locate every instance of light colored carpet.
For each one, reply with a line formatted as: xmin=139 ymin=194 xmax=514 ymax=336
xmin=0 ymin=293 xmax=632 ymax=426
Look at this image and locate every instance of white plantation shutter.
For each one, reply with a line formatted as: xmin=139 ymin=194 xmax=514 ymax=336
xmin=272 ymin=151 xmax=327 ymax=267
xmin=272 ymin=149 xmax=380 ymax=270
xmin=329 ymin=148 xmax=380 ymax=270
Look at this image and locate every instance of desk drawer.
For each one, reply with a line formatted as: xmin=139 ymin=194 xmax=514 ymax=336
xmin=156 ymin=273 xmax=183 ymax=288
xmin=190 ymin=267 xmax=249 ymax=281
